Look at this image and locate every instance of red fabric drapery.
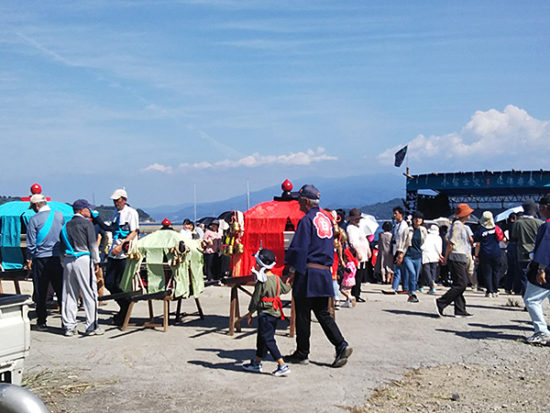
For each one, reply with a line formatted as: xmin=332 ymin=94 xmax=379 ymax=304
xmin=237 ymin=200 xmax=304 ymax=276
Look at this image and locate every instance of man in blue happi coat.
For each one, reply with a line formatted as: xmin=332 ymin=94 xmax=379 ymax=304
xmin=285 ymin=184 xmax=352 ymax=368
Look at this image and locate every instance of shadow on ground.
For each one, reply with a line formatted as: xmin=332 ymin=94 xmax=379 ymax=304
xmin=383 ymin=309 xmax=440 ymax=319
xmin=436 ymin=328 xmax=525 ymax=341
xmin=468 ymin=322 xmax=531 ymax=332
xmin=188 ymin=348 xmax=256 ymax=372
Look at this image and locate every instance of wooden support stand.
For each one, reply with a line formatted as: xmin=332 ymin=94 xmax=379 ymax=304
xmin=100 ymin=290 xmax=203 ymax=333
xmin=173 ymin=296 xmax=205 ymax=324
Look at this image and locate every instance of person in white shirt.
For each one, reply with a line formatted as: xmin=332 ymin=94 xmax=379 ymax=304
xmin=94 ymin=188 xmax=139 ymax=326
xmin=346 ymin=208 xmax=371 ymax=303
xmin=180 ymin=218 xmax=202 ymax=240
xmin=421 ymin=224 xmax=443 ymax=294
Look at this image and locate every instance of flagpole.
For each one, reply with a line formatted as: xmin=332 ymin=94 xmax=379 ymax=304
xmin=246 ymin=180 xmax=250 ymax=210
xmin=193 ymin=183 xmax=197 ymax=222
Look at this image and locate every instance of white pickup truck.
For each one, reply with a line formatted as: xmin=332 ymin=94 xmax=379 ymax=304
xmin=0 ymin=294 xmax=32 ymax=385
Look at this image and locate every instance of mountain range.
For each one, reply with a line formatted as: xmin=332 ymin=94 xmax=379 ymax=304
xmin=145 ymin=173 xmax=406 ymax=222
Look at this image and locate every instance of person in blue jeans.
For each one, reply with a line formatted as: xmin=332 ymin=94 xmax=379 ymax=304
xmin=399 ymin=211 xmax=427 ymax=303
xmin=523 ymin=195 xmax=550 ymax=345
xmin=390 ymin=206 xmax=409 ymax=294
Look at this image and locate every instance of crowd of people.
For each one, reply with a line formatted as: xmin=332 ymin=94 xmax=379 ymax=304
xmin=25 ymin=189 xmax=140 ymax=336
xmin=20 ymin=183 xmax=550 ymax=371
xmin=328 ymin=196 xmax=550 ymax=345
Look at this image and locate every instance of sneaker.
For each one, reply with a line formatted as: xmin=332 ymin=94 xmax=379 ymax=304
xmin=272 ymin=363 xmax=290 ymax=376
xmin=285 ymin=352 xmax=309 ymax=365
xmin=332 ymin=343 xmax=353 ymax=368
xmin=356 ymin=297 xmax=366 ymax=303
xmin=526 ymin=332 xmax=550 ymax=345
xmin=407 ymin=295 xmax=419 ymax=303
xmin=427 ymin=288 xmax=436 ymax=295
xmin=418 ymin=287 xmax=424 ymax=293
xmin=454 ymin=313 xmax=474 ymax=318
xmin=36 ymin=323 xmax=48 ymax=331
xmin=84 ymin=327 xmax=105 ymax=336
xmin=64 ymin=329 xmax=76 ymax=337
xmin=381 ymin=290 xmax=397 ymax=295
xmin=434 ymin=299 xmax=444 ymax=317
xmin=397 ymin=290 xmax=409 ymax=295
xmin=242 ymin=360 xmax=263 ymax=373
xmin=341 ymin=301 xmax=351 ymax=308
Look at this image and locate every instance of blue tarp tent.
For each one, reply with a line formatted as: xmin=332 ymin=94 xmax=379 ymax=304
xmin=0 ymin=201 xmax=74 ymax=270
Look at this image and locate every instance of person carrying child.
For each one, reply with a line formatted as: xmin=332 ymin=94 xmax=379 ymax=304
xmin=242 ymin=248 xmax=292 ymax=376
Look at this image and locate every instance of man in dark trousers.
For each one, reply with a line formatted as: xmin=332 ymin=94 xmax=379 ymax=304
xmin=94 ymin=189 xmax=139 ymax=326
xmin=26 ymin=194 xmax=65 ymax=330
xmin=285 ymin=184 xmax=352 ymax=368
xmin=510 ymin=199 xmax=543 ymax=295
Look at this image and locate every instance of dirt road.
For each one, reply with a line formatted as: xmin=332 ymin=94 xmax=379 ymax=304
xmin=9 ymin=281 xmax=547 ymax=412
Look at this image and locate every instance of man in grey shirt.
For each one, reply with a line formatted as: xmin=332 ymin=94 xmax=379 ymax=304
xmin=510 ymin=199 xmax=543 ymax=295
xmin=60 ymin=199 xmax=102 ymax=337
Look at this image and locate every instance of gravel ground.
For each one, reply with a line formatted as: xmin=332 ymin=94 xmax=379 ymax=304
xmin=5 ymin=280 xmax=548 ymax=413
xmin=363 ymin=355 xmax=550 ymax=412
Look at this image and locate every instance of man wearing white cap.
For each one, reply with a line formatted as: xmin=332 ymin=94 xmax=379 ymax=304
xmin=26 ymin=194 xmax=65 ymax=330
xmin=99 ymin=189 xmax=139 ymax=325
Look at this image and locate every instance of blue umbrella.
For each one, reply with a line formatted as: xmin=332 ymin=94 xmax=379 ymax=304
xmin=0 ymin=201 xmax=73 ymax=270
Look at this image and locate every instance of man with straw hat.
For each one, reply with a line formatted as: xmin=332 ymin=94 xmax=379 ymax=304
xmin=435 ymin=203 xmax=475 ymax=318
xmin=473 ymin=211 xmax=504 ymax=298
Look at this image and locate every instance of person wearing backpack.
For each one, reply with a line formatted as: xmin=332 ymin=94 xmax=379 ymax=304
xmin=473 ymin=211 xmax=505 ymax=298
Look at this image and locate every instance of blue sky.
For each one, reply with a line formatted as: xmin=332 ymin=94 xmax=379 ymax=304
xmin=1 ymin=1 xmax=549 ymax=207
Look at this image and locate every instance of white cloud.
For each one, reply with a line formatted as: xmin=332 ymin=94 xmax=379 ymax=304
xmin=378 ymin=105 xmax=550 ymax=170
xmin=142 ymin=163 xmax=173 ymax=173
xmin=144 ymin=147 xmax=337 ymax=173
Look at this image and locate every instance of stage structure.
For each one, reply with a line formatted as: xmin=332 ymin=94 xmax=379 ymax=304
xmin=406 ymin=170 xmax=550 ymax=219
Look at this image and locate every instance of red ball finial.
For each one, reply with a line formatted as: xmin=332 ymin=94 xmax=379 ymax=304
xmin=282 ymin=179 xmax=293 ymax=192
xmin=30 ymin=183 xmax=42 ymax=194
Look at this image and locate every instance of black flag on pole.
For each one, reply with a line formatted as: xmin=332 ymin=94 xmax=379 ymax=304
xmin=394 ymin=145 xmax=408 ymax=167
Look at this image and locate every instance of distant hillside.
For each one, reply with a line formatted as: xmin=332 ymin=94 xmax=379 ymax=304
xmin=0 ymin=197 xmax=153 ymax=223
xmin=0 ymin=196 xmax=22 ymax=205
xmin=359 ymin=197 xmax=406 ymax=220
